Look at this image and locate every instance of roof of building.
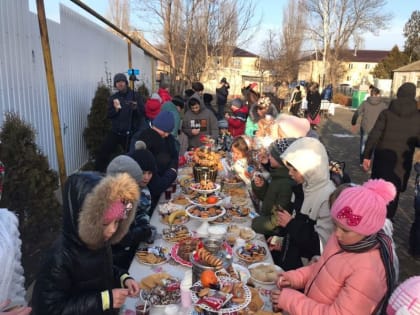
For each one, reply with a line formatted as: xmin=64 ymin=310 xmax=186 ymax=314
xmin=393 ymin=60 xmax=420 ymax=72
xmin=233 ymin=47 xmax=259 ymax=58
xmin=301 ymin=49 xmax=389 ymax=63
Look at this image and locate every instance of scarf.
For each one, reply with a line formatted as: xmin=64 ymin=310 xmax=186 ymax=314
xmin=340 ymin=230 xmax=395 ymax=315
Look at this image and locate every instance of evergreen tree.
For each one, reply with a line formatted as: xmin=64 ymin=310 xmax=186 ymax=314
xmin=403 ymin=10 xmax=420 ymax=62
xmin=137 ymin=82 xmax=150 ymax=101
xmin=0 ymin=112 xmax=61 ymax=236
xmin=83 ymin=84 xmax=111 ymax=160
xmin=371 ymin=46 xmax=409 ymax=79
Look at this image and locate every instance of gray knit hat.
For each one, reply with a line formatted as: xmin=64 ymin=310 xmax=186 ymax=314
xmin=113 ymin=73 xmax=128 ymax=87
xmin=269 ymin=138 xmax=296 ymax=165
xmin=231 ymin=98 xmax=243 ymax=108
xmin=106 ymin=155 xmax=143 ymax=183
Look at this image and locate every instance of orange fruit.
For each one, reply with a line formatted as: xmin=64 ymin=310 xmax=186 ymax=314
xmin=201 ymin=270 xmax=218 ymax=288
xmin=206 ymin=196 xmax=218 ymax=204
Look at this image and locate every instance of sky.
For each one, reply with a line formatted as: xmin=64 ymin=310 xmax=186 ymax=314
xmin=29 ymin=0 xmax=418 ymax=55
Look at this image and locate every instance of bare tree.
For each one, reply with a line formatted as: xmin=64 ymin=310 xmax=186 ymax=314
xmin=106 ymin=0 xmax=131 ymax=33
xmin=304 ymin=0 xmax=392 ymax=86
xmin=259 ymin=0 xmax=305 ymax=83
xmin=132 ymin=0 xmax=258 ymax=90
xmin=280 ymin=0 xmax=306 ymax=81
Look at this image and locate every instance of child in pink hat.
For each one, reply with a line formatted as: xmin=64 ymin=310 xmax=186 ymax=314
xmin=387 ymin=276 xmax=420 ymax=315
xmin=271 ymin=179 xmax=398 ymax=315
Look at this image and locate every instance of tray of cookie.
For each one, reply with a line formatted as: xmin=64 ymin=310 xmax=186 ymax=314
xmin=135 ymin=246 xmax=169 ymax=265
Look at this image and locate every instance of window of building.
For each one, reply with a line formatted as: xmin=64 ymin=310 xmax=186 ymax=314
xmin=346 ymin=76 xmax=351 ymax=81
xmin=402 ymin=76 xmax=406 ymax=83
xmin=349 ymin=64 xmax=353 ymax=69
xmin=232 ymin=58 xmax=241 ymax=68
xmin=417 ymin=77 xmax=420 ymax=88
xmin=365 ymin=64 xmax=370 ymax=69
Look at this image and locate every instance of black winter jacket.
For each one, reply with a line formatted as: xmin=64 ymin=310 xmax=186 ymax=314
xmin=363 ymin=83 xmax=420 ymax=192
xmin=32 ymin=172 xmax=140 ymax=315
xmin=136 ymin=128 xmax=179 ymax=176
xmin=108 ymin=88 xmax=146 ymax=135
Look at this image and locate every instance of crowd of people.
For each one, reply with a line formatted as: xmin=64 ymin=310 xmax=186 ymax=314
xmin=1 ymin=74 xmax=419 ymax=315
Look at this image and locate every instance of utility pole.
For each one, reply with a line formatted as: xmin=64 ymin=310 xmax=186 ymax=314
xmin=36 ymin=0 xmax=67 ymax=190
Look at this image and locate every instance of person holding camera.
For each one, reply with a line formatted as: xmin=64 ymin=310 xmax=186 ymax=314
xmin=95 ymin=73 xmax=147 ymax=172
xmin=216 ymin=77 xmax=230 ymax=120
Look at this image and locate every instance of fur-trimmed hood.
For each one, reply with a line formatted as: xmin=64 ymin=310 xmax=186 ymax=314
xmin=62 ymin=172 xmax=140 ymax=250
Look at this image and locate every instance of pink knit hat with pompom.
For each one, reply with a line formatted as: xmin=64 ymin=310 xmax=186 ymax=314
xmin=386 ymin=276 xmax=420 ymax=315
xmin=331 ymin=179 xmax=396 ymax=236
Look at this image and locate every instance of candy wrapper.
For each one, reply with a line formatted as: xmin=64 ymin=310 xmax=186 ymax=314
xmin=196 ymin=290 xmax=232 ymax=311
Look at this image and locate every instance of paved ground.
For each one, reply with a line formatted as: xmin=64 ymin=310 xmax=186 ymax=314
xmin=318 ymin=105 xmax=420 ymax=282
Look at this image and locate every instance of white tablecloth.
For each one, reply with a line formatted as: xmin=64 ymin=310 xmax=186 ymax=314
xmin=122 ymin=186 xmax=276 ymax=315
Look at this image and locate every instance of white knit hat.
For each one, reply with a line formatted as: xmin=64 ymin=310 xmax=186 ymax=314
xmin=387 ymin=276 xmax=420 ymax=315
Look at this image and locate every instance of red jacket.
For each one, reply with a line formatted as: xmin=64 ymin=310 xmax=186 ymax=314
xmin=158 ymin=88 xmax=172 ymax=104
xmin=227 ymin=106 xmax=248 ymax=137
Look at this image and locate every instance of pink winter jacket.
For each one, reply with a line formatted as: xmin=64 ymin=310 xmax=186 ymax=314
xmin=278 ymin=234 xmax=387 ymax=315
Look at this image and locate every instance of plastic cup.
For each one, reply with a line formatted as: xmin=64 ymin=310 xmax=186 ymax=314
xmin=165 ymin=188 xmax=172 ymax=200
xmin=171 ymin=182 xmax=177 ymax=193
xmin=180 ymin=283 xmax=192 ymax=308
xmin=135 ymin=301 xmax=150 ymax=315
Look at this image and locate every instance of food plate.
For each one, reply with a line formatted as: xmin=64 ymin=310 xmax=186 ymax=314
xmin=191 ymin=276 xmax=251 ymax=314
xmin=223 ymin=178 xmax=244 ymax=188
xmin=139 ymin=277 xmax=181 ymax=306
xmin=162 ymin=225 xmax=191 ymax=243
xmin=227 ymin=225 xmax=256 ymax=241
xmin=234 ymin=241 xmax=268 ymax=264
xmin=186 ymin=205 xmax=226 ymax=221
xmin=136 ymin=246 xmax=169 ymax=265
xmin=171 ymin=238 xmax=232 ymax=267
xmin=187 ymin=194 xmax=223 ymax=207
xmin=169 ymin=194 xmax=191 ymax=206
xmin=170 ymin=238 xmax=201 ymax=267
xmin=159 ymin=206 xmax=190 ymax=225
xmin=232 ymin=263 xmax=251 ymax=283
xmin=248 ymin=262 xmax=283 ymax=285
xmin=190 ymin=182 xmax=221 ymax=194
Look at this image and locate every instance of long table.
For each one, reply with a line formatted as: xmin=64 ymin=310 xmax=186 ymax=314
xmin=122 ymin=174 xmax=277 ymax=315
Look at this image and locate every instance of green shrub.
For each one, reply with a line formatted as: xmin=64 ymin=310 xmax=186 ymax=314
xmin=137 ymin=82 xmax=150 ymax=101
xmin=83 ymin=84 xmax=111 ymax=160
xmin=0 ymin=112 xmax=61 ymax=236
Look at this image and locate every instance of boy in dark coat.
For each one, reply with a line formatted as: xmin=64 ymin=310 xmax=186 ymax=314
xmin=131 ymin=110 xmax=178 ymax=178
xmin=32 ymin=172 xmax=140 ymax=315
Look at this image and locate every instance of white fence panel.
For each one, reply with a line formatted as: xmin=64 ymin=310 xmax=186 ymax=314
xmin=0 ymin=0 xmax=156 ymax=178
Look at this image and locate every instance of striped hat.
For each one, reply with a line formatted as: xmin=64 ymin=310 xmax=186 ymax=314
xmin=387 ymin=276 xmax=420 ymax=315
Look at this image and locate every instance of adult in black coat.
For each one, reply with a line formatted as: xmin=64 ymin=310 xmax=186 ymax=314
xmin=95 ymin=73 xmax=147 ymax=172
xmin=363 ymin=82 xmax=420 ymax=218
xmin=31 ymin=172 xmax=140 ymax=315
